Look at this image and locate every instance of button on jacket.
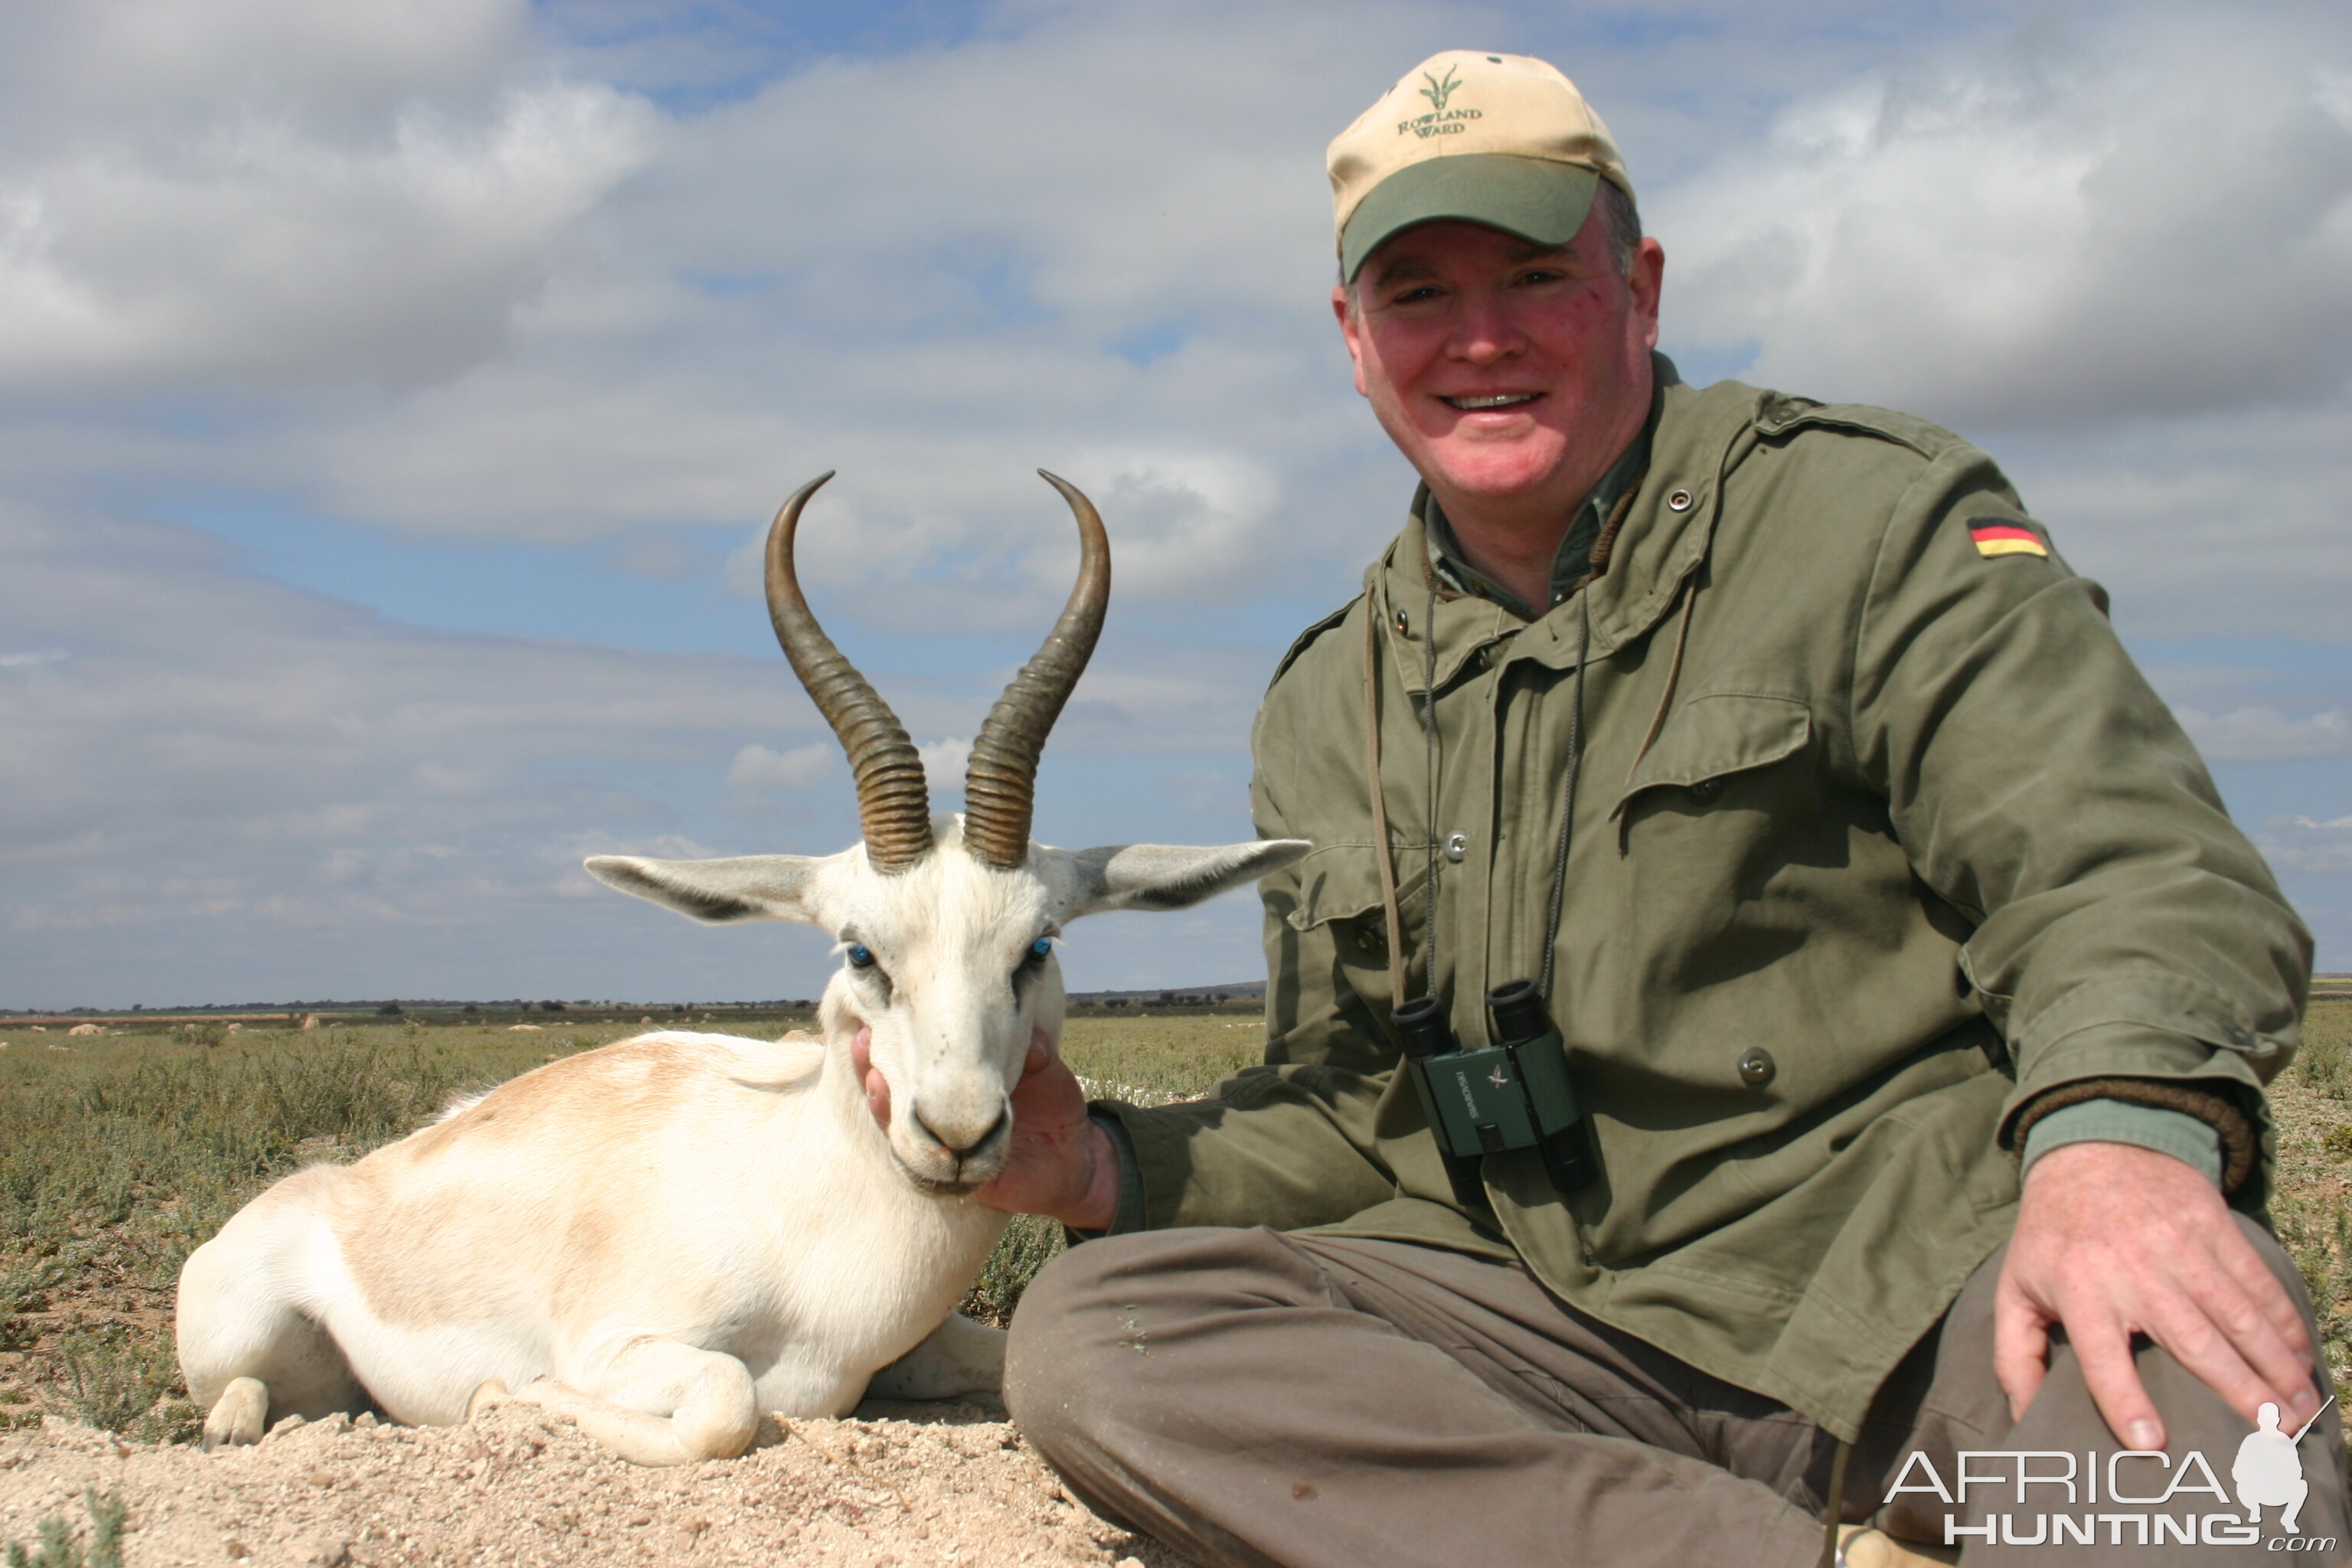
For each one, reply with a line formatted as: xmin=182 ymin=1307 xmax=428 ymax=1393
xmin=1093 ymin=360 xmax=2309 ymax=1441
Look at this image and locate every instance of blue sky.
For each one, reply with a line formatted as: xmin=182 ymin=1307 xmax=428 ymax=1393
xmin=2 ymin=0 xmax=2348 ymax=1008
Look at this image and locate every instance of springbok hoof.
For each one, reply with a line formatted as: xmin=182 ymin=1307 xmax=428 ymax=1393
xmin=466 ymin=1379 xmax=511 ymax=1422
xmin=202 ymin=1376 xmax=270 ymax=1452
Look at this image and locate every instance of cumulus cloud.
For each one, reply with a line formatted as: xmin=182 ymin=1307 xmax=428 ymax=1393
xmin=2176 ymin=707 xmax=2351 ymax=763
xmin=0 ymin=0 xmax=656 ymax=392
xmin=917 ymin=737 xmax=973 ymax=781
xmin=1994 ymin=400 xmax=2352 ymax=641
xmin=1655 ymin=8 xmax=2352 ymax=429
xmin=724 ymin=741 xmax=839 ymax=795
xmin=0 ymin=501 xmax=852 ymax=1003
xmin=2259 ymin=815 xmax=2352 ymax=876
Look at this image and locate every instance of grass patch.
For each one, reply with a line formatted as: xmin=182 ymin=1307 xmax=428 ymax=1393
xmin=2269 ymin=998 xmax=2352 ymax=1407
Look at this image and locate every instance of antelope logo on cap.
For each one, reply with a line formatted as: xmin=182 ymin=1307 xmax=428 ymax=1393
xmin=1418 ymin=63 xmax=1462 ymax=111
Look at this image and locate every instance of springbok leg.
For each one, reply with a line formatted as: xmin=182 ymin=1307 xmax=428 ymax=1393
xmin=500 ymin=1340 xmax=759 ymax=1466
xmin=865 ymin=1312 xmax=1007 ymax=1403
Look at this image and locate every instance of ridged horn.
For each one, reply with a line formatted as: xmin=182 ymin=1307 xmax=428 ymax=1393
xmin=962 ymin=470 xmax=1111 ymax=871
xmin=763 ymin=472 xmax=933 ymax=874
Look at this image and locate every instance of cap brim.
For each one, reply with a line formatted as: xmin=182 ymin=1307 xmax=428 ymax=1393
xmin=1340 ymin=155 xmax=1601 ymax=282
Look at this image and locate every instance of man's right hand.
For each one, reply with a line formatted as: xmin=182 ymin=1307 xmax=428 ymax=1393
xmin=975 ymin=1028 xmax=1120 ymax=1231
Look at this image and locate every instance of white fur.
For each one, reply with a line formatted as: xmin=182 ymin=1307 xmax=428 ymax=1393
xmin=177 ymin=815 xmax=1306 ymax=1465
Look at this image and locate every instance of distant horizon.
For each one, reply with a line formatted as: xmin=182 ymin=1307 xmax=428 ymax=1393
xmin=17 ymin=976 xmax=2352 ymax=1021
xmin=0 ymin=980 xmax=1273 ymax=1019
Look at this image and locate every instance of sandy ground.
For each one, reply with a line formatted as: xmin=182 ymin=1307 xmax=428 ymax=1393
xmin=0 ymin=1401 xmax=1191 ymax=1568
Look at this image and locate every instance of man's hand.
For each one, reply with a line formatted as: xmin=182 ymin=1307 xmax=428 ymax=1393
xmin=1994 ymin=1141 xmax=2319 ymax=1449
xmin=853 ymin=1024 xmax=1118 ymax=1230
xmin=978 ymin=1030 xmax=1120 ymax=1229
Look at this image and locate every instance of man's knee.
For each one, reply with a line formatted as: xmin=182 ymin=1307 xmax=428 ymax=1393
xmin=1003 ymin=1232 xmax=1125 ymax=1441
xmin=1008 ymin=1228 xmax=1250 ymax=1434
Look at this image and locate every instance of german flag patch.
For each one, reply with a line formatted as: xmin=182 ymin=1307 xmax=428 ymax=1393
xmin=1968 ymin=520 xmax=2049 ymax=559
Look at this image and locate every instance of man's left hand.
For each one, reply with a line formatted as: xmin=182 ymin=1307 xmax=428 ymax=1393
xmin=1994 ymin=1140 xmax=2321 ymax=1449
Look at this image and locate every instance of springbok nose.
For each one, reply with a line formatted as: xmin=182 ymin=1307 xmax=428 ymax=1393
xmin=912 ymin=1106 xmax=1008 ymax=1160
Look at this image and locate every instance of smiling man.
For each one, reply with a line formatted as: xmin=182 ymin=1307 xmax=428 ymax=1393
xmin=983 ymin=51 xmax=2347 ymax=1567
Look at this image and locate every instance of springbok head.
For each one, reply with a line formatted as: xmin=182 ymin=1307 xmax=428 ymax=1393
xmin=586 ymin=472 xmax=1308 ymax=1194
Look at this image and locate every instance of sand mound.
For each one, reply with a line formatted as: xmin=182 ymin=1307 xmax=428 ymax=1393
xmin=0 ymin=1403 xmax=1184 ymax=1567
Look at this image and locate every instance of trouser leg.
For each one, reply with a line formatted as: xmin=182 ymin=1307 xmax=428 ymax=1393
xmin=1862 ymin=1213 xmax=2350 ymax=1565
xmin=1004 ymin=1226 xmax=1831 ymax=1568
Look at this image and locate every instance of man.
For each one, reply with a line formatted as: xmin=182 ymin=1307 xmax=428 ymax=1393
xmin=969 ymin=51 xmax=2346 ymax=1566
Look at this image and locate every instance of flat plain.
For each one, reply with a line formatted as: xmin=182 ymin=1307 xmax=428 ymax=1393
xmin=0 ymin=1000 xmax=2346 ymax=1563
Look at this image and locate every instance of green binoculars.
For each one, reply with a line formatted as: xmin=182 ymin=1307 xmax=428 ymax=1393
xmin=1393 ymin=982 xmax=1599 ymax=1202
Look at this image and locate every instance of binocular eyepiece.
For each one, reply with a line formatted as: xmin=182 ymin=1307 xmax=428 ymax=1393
xmin=1393 ymin=982 xmax=1598 ymax=1202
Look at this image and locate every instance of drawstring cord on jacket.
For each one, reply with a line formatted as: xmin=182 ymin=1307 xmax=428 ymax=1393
xmin=1363 ymin=606 xmax=1408 ymax=1014
xmin=1821 ymin=1438 xmax=1852 ymax=1568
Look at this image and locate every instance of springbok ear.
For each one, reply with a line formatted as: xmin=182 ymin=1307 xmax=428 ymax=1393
xmin=1061 ymin=839 xmax=1312 ymax=919
xmin=584 ymin=854 xmax=824 ymax=926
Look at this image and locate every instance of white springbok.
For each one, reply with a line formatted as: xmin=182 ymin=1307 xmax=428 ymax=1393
xmin=176 ymin=471 xmax=1308 ymax=1465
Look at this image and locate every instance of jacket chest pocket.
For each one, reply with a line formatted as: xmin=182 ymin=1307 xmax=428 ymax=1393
xmin=1609 ymin=691 xmax=1815 ymax=828
xmin=1287 ymin=842 xmax=1432 ymax=993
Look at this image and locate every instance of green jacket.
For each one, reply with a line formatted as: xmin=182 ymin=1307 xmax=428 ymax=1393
xmin=1098 ymin=365 xmax=2310 ymax=1439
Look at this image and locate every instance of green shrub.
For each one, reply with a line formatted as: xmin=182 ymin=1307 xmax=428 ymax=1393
xmin=961 ymin=1214 xmax=1068 ymax=1328
xmin=3 ymin=1489 xmax=125 ymax=1568
xmin=2294 ymin=1003 xmax=2352 ymax=1102
xmin=58 ymin=1328 xmax=188 ymax=1442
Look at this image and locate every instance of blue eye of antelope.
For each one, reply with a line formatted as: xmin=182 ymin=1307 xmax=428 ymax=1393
xmin=845 ymin=942 xmax=875 ymax=969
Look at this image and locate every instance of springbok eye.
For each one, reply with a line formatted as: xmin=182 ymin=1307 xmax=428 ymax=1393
xmin=845 ymin=943 xmax=875 ymax=970
xmin=1011 ymin=935 xmax=1052 ymax=989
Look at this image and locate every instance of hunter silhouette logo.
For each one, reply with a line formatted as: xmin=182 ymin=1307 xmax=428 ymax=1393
xmin=1882 ymin=1397 xmax=2341 ymax=1552
xmin=2233 ymin=1397 xmax=2331 ymax=1534
xmin=1419 ymin=64 xmax=1462 ymax=112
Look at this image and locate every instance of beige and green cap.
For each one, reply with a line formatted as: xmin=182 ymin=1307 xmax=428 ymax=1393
xmin=1328 ymin=51 xmax=1632 ymax=281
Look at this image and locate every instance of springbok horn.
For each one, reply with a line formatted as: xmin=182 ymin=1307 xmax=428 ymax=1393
xmin=763 ymin=472 xmax=933 ymax=875
xmin=962 ymin=470 xmax=1111 ymax=871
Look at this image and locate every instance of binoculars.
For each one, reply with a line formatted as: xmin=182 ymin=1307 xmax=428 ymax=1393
xmin=1393 ymin=981 xmax=1598 ymax=1205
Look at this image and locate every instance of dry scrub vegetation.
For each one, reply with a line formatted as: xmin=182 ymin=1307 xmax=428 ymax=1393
xmin=1 ymin=1001 xmax=2346 ymax=1564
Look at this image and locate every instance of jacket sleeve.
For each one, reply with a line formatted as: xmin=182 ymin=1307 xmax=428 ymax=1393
xmin=1847 ymin=439 xmax=2309 ymax=1202
xmin=1088 ymin=683 xmax=1403 ymax=1232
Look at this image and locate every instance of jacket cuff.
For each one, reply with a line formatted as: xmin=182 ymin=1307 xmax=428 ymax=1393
xmin=2019 ymin=1099 xmax=2223 ymax=1187
xmin=1065 ymin=1107 xmax=1147 ymax=1242
xmin=2009 ymin=1078 xmax=2255 ymax=1194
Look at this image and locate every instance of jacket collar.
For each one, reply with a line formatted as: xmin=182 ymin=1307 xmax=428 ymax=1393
xmin=1366 ymin=357 xmax=1770 ymax=692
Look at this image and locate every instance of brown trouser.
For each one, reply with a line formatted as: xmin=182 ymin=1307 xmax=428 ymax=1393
xmin=1004 ymin=1219 xmax=2348 ymax=1568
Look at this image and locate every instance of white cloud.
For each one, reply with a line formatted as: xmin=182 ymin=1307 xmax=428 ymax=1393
xmin=1655 ymin=8 xmax=2352 ymax=429
xmin=725 ymin=741 xmax=838 ymax=794
xmin=0 ymin=501 xmax=852 ymax=1001
xmin=2177 ymin=707 xmax=2351 ymax=763
xmin=917 ymin=737 xmax=973 ymax=781
xmin=0 ymin=650 xmax=67 ymax=668
xmin=2260 ymin=815 xmax=2352 ymax=875
xmin=0 ymin=0 xmax=655 ymax=391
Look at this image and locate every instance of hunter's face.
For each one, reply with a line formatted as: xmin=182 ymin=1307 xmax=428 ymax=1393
xmin=1335 ymin=204 xmax=1661 ymax=517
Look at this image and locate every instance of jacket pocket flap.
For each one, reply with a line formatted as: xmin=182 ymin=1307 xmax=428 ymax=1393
xmin=1285 ymin=844 xmax=1428 ymax=931
xmin=1609 ymin=692 xmax=1812 ymax=819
